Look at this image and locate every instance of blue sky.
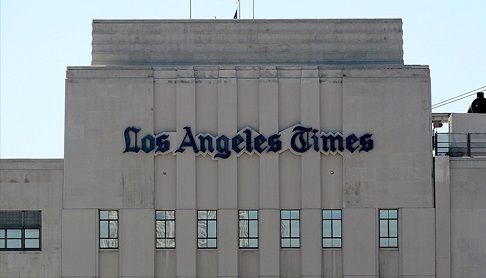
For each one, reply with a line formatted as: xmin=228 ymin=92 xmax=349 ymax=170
xmin=1 ymin=0 xmax=485 ymax=158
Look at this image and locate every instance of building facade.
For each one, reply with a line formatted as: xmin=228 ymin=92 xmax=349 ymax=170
xmin=1 ymin=19 xmax=485 ymax=278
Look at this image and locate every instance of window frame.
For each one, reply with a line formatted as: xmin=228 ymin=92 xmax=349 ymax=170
xmin=238 ymin=210 xmax=259 ymax=249
xmin=0 ymin=210 xmax=41 ymax=251
xmin=99 ymin=210 xmax=119 ymax=250
xmin=322 ymin=209 xmax=342 ymax=249
xmin=155 ymin=210 xmax=176 ymax=249
xmin=379 ymin=209 xmax=399 ymax=248
xmin=280 ymin=209 xmax=301 ymax=248
xmin=197 ymin=210 xmax=217 ymax=249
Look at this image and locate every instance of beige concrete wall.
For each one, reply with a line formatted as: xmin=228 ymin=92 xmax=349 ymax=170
xmin=62 ymin=64 xmax=432 ymax=277
xmin=450 ymin=158 xmax=486 ymax=278
xmin=0 ymin=159 xmax=63 ymax=278
xmin=91 ymin=19 xmax=404 ymax=66
xmin=449 ymin=113 xmax=486 ymax=133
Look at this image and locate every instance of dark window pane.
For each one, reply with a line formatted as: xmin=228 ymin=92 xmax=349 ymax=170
xmin=0 ymin=211 xmax=22 ymax=228
xmin=24 ymin=211 xmax=41 ymax=227
xmin=0 ymin=230 xmax=4 ymax=238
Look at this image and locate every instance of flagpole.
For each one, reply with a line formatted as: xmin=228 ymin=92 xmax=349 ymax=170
xmin=239 ymin=0 xmax=241 ymax=19
xmin=253 ymin=0 xmax=255 ymax=19
xmin=190 ymin=0 xmax=192 ymax=19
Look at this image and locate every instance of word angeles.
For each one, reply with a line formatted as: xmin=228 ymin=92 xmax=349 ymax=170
xmin=123 ymin=125 xmax=373 ymax=159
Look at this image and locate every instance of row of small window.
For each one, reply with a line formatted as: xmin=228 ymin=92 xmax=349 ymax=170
xmin=98 ymin=209 xmax=399 ymax=250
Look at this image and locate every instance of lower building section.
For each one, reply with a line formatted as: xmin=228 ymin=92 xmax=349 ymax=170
xmin=1 ymin=157 xmax=485 ymax=277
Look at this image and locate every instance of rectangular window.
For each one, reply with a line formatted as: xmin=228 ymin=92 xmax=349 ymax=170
xmin=239 ymin=210 xmax=258 ymax=248
xmin=156 ymin=210 xmax=175 ymax=249
xmin=379 ymin=209 xmax=398 ymax=248
xmin=99 ymin=210 xmax=118 ymax=249
xmin=322 ymin=209 xmax=342 ymax=248
xmin=0 ymin=210 xmax=41 ymax=251
xmin=280 ymin=209 xmax=300 ymax=248
xmin=197 ymin=210 xmax=217 ymax=249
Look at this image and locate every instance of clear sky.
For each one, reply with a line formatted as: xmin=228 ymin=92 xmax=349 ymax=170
xmin=1 ymin=0 xmax=485 ymax=158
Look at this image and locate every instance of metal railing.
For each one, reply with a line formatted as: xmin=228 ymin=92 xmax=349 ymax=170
xmin=434 ymin=133 xmax=486 ymax=157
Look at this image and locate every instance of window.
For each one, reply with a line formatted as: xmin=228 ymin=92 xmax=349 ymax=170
xmin=156 ymin=210 xmax=175 ymax=249
xmin=0 ymin=210 xmax=41 ymax=251
xmin=322 ymin=209 xmax=342 ymax=248
xmin=197 ymin=210 xmax=217 ymax=248
xmin=379 ymin=209 xmax=398 ymax=248
xmin=280 ymin=209 xmax=300 ymax=248
xmin=99 ymin=210 xmax=118 ymax=249
xmin=239 ymin=210 xmax=258 ymax=248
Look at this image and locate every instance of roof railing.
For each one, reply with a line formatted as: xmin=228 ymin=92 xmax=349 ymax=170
xmin=434 ymin=133 xmax=486 ymax=157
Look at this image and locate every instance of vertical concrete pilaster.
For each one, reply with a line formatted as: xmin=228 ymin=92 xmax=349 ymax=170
xmin=217 ymin=68 xmax=239 ymax=277
xmin=259 ymin=67 xmax=280 ymax=277
xmin=435 ymin=156 xmax=451 ymax=278
xmin=175 ymin=68 xmax=197 ymax=278
xmin=300 ymin=67 xmax=322 ymax=277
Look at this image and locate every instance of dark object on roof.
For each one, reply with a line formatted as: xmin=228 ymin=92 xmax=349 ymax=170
xmin=467 ymin=92 xmax=486 ymax=113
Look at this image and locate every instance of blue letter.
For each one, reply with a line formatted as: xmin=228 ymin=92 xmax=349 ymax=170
xmin=123 ymin=127 xmax=141 ymax=153
xmin=156 ymin=134 xmax=170 ymax=153
xmin=215 ymin=135 xmax=231 ymax=159
xmin=359 ymin=133 xmax=374 ymax=152
xmin=345 ymin=134 xmax=359 ymax=153
xmin=291 ymin=125 xmax=312 ymax=153
xmin=176 ymin=127 xmax=199 ymax=153
xmin=267 ymin=134 xmax=282 ymax=153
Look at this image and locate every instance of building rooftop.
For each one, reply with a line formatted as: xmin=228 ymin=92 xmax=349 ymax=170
xmin=92 ymin=19 xmax=404 ymax=66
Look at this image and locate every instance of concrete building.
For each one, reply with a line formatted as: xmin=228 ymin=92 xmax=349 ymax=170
xmin=0 ymin=19 xmax=485 ymax=278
